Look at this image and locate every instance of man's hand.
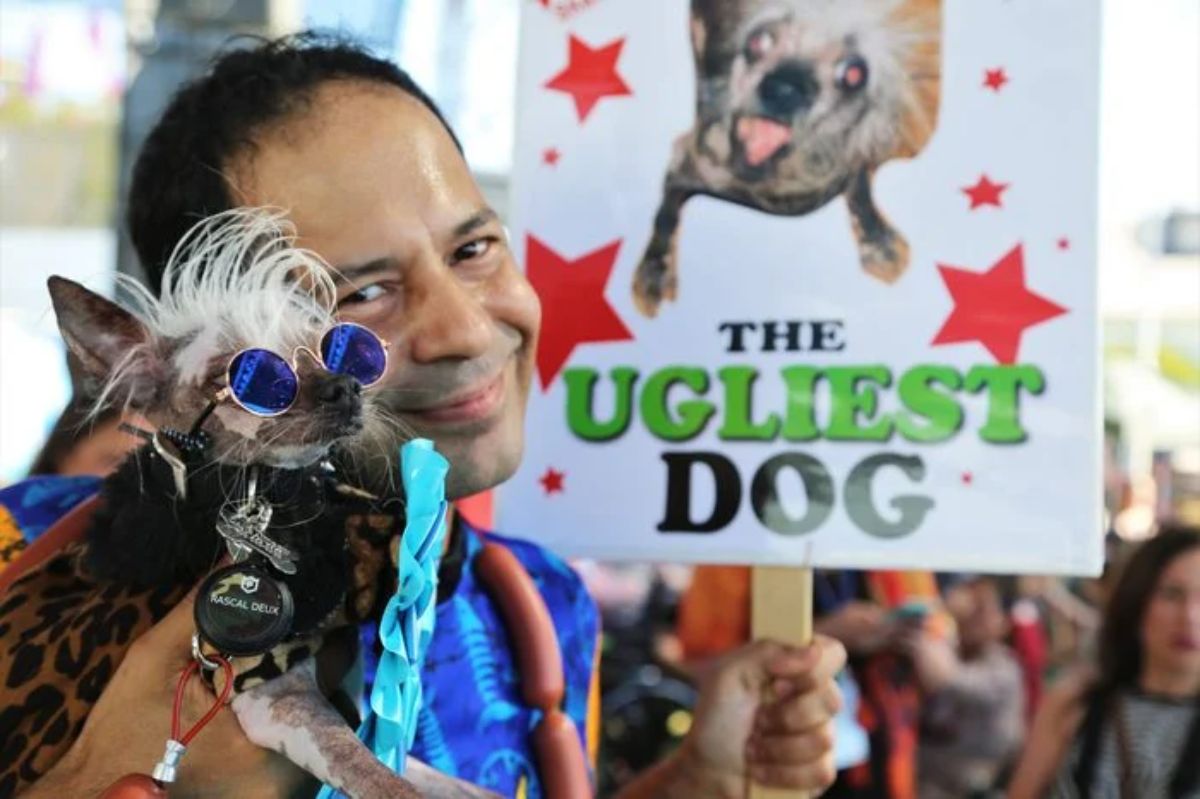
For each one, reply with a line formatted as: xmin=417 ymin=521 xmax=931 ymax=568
xmin=617 ymin=635 xmax=846 ymax=799
xmin=24 ymin=589 xmax=311 ymax=799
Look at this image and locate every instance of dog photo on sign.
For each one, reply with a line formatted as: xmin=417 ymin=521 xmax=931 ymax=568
xmin=633 ymin=0 xmax=942 ymax=317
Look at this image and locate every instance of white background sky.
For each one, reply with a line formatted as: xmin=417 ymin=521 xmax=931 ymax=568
xmin=1098 ymin=0 xmax=1199 ymax=226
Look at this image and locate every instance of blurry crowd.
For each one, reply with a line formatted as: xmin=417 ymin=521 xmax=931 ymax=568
xmin=587 ymin=536 xmax=1199 ymax=798
xmin=17 ymin=400 xmax=1200 ymax=799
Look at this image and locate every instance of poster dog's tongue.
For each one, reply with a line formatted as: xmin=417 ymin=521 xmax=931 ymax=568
xmin=737 ymin=116 xmax=791 ymax=167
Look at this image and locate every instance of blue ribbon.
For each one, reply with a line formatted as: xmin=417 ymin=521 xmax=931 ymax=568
xmin=317 ymin=439 xmax=449 ymax=797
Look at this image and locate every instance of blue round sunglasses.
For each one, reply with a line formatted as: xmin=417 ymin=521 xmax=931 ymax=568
xmin=215 ymin=322 xmax=388 ymax=417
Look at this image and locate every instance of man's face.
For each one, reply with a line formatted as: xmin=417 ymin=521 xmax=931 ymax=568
xmin=231 ymin=81 xmax=540 ymax=499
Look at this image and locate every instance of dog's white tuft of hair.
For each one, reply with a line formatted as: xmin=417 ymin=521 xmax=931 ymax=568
xmin=121 ymin=207 xmax=340 ymax=387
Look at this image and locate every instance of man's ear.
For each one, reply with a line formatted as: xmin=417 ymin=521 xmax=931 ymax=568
xmin=47 ymin=276 xmax=163 ymax=405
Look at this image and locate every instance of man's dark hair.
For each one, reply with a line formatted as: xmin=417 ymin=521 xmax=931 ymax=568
xmin=127 ymin=31 xmax=460 ymax=293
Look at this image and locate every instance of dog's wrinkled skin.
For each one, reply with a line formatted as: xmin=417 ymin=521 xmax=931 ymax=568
xmin=633 ymin=0 xmax=942 ymax=317
xmin=46 ymin=210 xmax=498 ymax=798
xmin=233 ymin=662 xmax=495 ymax=799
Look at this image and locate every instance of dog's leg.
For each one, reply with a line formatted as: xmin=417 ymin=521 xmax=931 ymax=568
xmin=232 ymin=661 xmax=500 ymax=799
xmin=844 ymin=170 xmax=910 ymax=284
xmin=633 ymin=138 xmax=697 ymax=318
xmin=633 ymin=188 xmax=690 ymax=318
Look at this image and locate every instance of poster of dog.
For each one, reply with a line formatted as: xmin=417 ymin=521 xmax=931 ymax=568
xmin=502 ymin=0 xmax=1102 ymax=574
xmin=634 ymin=0 xmax=942 ymax=316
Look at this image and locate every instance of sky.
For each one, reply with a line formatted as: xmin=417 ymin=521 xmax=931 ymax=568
xmin=1097 ymin=0 xmax=1200 ymax=226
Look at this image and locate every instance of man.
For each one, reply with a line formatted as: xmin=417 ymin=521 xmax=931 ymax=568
xmin=5 ymin=34 xmax=844 ymax=797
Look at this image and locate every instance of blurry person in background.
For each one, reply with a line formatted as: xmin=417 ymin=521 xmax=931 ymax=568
xmin=27 ymin=399 xmax=143 ymax=477
xmin=0 ymin=400 xmax=143 ymax=568
xmin=1008 ymin=526 xmax=1200 ymax=799
xmin=905 ymin=576 xmax=1024 ymax=798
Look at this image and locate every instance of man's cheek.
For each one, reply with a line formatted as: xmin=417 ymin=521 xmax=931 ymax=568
xmin=493 ymin=263 xmax=541 ymax=338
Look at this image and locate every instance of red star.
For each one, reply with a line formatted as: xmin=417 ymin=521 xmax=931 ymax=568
xmin=542 ymin=147 xmax=561 ymax=166
xmin=932 ymin=243 xmax=1068 ymax=364
xmin=983 ymin=68 xmax=1008 ymax=92
xmin=961 ymin=472 xmax=974 ymax=486
xmin=539 ymin=467 xmax=566 ymax=495
xmin=526 ymin=235 xmax=633 ymax=389
xmin=962 ymin=174 xmax=1009 ymax=210
xmin=544 ymin=35 xmax=632 ymax=122
xmin=1057 ymin=237 xmax=1071 ymax=251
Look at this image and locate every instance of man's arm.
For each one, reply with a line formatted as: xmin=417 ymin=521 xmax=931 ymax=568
xmin=606 ymin=748 xmax=726 ymax=799
xmin=18 ymin=589 xmax=311 ymax=799
xmin=20 ymin=750 xmax=103 ymax=799
xmin=615 ymin=637 xmax=846 ymax=799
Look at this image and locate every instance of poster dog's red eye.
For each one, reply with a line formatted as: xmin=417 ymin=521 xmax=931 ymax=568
xmin=836 ymin=54 xmax=869 ymax=92
xmin=746 ymin=29 xmax=775 ymax=61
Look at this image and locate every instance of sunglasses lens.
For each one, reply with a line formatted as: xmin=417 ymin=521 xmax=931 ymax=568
xmin=321 ymin=324 xmax=387 ymax=386
xmin=228 ymin=349 xmax=298 ymax=415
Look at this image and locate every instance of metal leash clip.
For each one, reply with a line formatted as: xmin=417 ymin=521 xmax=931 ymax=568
xmin=151 ymin=432 xmax=189 ymax=500
xmin=191 ymin=633 xmax=223 ymax=672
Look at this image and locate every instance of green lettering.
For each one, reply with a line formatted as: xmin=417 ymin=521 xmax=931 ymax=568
xmin=895 ymin=365 xmax=965 ymax=443
xmin=824 ymin=366 xmax=894 ymax=441
xmin=563 ymin=367 xmax=638 ymax=442
xmin=964 ymin=365 xmax=1045 ymax=443
xmin=640 ymin=367 xmax=715 ymax=442
xmin=781 ymin=366 xmax=822 ymax=441
xmin=717 ymin=366 xmax=780 ymax=441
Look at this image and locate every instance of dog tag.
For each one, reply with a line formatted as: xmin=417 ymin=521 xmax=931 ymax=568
xmin=216 ymin=496 xmax=298 ymax=575
xmin=194 ymin=563 xmax=294 ymax=657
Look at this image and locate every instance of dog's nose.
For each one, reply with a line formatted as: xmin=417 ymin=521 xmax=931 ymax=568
xmin=317 ymin=374 xmax=363 ymax=412
xmin=759 ymin=62 xmax=819 ymax=116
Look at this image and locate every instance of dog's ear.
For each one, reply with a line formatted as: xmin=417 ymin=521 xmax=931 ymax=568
xmin=47 ymin=276 xmax=164 ymax=406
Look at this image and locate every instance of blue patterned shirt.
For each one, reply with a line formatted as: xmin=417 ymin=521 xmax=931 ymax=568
xmin=0 ymin=476 xmax=599 ymax=798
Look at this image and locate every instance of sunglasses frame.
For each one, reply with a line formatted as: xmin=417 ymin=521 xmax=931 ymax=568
xmin=207 ymin=322 xmax=390 ymax=421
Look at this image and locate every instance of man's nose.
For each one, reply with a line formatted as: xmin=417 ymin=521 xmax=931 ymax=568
xmin=406 ymin=267 xmax=493 ymax=363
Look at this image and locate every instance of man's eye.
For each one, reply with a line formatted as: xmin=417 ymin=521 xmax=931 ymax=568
xmin=452 ymin=237 xmax=496 ymax=264
xmin=339 ymin=284 xmax=388 ymax=306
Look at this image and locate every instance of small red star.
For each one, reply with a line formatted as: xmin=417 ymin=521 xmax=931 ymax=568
xmin=542 ymin=147 xmax=561 ymax=166
xmin=983 ymin=68 xmax=1009 ymax=92
xmin=544 ymin=35 xmax=632 ymax=122
xmin=526 ymin=235 xmax=633 ymax=389
xmin=1057 ymin=237 xmax=1071 ymax=251
xmin=932 ymin=243 xmax=1068 ymax=364
xmin=961 ymin=472 xmax=974 ymax=486
xmin=962 ymin=174 xmax=1009 ymax=210
xmin=539 ymin=468 xmax=565 ymax=495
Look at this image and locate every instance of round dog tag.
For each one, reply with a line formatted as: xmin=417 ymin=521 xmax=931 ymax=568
xmin=194 ymin=563 xmax=294 ymax=657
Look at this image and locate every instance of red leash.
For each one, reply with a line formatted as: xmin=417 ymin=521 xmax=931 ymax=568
xmin=172 ymin=658 xmax=235 ymax=746
xmin=99 ymin=656 xmax=233 ymax=798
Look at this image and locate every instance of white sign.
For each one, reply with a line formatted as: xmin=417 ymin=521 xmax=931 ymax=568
xmin=500 ymin=0 xmax=1103 ymax=574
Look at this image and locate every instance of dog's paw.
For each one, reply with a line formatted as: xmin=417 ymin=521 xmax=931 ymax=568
xmin=858 ymin=232 xmax=910 ymax=284
xmin=632 ymin=255 xmax=678 ymax=318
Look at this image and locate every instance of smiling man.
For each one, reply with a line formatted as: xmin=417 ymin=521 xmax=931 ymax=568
xmin=5 ymin=34 xmax=846 ymax=798
xmin=215 ymin=81 xmax=535 ymax=502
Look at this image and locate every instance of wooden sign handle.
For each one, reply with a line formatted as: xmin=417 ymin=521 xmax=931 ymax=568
xmin=750 ymin=566 xmax=815 ymax=799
